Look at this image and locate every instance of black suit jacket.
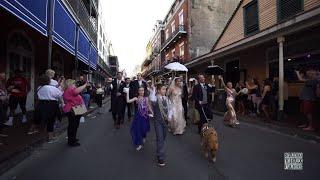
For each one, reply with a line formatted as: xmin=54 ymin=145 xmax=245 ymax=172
xmin=193 ymin=83 xmax=215 ymax=109
xmin=129 ymin=80 xmax=148 ymax=98
xmin=182 ymin=83 xmax=188 ymax=102
xmin=111 ymin=79 xmax=126 ymax=99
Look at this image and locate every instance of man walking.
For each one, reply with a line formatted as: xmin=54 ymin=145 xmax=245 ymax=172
xmin=110 ymin=72 xmax=126 ymax=129
xmin=193 ymin=74 xmax=215 ymax=134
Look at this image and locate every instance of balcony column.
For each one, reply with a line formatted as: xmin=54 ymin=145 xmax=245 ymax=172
xmin=277 ymin=36 xmax=285 ymax=121
xmin=47 ymin=0 xmax=54 ymax=69
xmin=74 ymin=24 xmax=80 ymax=78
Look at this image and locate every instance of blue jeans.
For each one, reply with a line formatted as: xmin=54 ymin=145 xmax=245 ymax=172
xmin=82 ymin=94 xmax=90 ymax=108
xmin=154 ymin=118 xmax=167 ymax=161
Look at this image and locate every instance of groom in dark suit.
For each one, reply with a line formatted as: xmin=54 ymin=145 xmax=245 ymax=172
xmin=192 ymin=74 xmax=215 ymax=134
xmin=110 ymin=72 xmax=126 ymax=129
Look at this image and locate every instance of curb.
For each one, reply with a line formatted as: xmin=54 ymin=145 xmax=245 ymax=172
xmin=212 ymin=110 xmax=320 ymax=143
xmin=0 ymin=98 xmax=110 ymax=175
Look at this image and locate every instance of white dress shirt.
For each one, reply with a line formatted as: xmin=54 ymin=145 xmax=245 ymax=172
xmin=37 ymin=85 xmax=62 ymax=101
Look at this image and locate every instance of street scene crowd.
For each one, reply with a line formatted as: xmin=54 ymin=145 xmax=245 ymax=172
xmin=0 ymin=69 xmax=108 ymax=146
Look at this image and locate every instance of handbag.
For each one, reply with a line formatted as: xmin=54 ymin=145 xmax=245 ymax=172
xmin=72 ymin=104 xmax=87 ymax=115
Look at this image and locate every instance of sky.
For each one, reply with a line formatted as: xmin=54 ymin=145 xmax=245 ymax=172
xmin=101 ymin=0 xmax=174 ymax=77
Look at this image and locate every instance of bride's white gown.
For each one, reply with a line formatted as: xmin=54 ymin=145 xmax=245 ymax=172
xmin=169 ymin=87 xmax=186 ymax=135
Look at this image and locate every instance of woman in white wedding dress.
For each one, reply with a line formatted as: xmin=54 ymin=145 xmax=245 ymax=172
xmin=167 ymin=77 xmax=186 ymax=135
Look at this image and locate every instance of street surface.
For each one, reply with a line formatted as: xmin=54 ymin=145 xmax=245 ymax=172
xmin=1 ymin=102 xmax=320 ymax=180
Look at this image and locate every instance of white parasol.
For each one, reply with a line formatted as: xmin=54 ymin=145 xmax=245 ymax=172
xmin=164 ymin=62 xmax=188 ymax=72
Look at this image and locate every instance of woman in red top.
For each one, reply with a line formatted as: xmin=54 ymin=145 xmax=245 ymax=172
xmin=63 ymin=79 xmax=87 ymax=147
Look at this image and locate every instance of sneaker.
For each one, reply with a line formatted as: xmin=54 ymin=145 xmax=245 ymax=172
xmin=4 ymin=117 xmax=13 ymax=126
xmin=0 ymin=133 xmax=8 ymax=137
xmin=22 ymin=116 xmax=28 ymax=123
xmin=48 ymin=138 xmax=58 ymax=144
xmin=157 ymin=159 xmax=166 ymax=167
xmin=27 ymin=130 xmax=39 ymax=135
xmin=136 ymin=145 xmax=143 ymax=151
xmin=235 ymin=120 xmax=240 ymax=125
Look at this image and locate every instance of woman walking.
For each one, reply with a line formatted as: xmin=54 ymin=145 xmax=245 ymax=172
xmin=95 ymin=83 xmax=104 ymax=114
xmin=63 ymin=79 xmax=88 ymax=147
xmin=167 ymin=77 xmax=186 ymax=135
xmin=126 ymin=87 xmax=153 ymax=151
xmin=219 ymin=76 xmax=238 ymax=127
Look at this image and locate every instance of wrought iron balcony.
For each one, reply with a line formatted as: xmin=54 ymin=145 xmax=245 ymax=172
xmin=161 ymin=25 xmax=187 ymax=51
xmin=65 ymin=0 xmax=98 ymax=46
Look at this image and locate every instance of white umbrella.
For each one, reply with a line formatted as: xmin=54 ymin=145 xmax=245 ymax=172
xmin=164 ymin=62 xmax=188 ymax=72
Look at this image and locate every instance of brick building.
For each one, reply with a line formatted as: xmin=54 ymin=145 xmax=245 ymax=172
xmin=141 ymin=0 xmax=240 ymax=79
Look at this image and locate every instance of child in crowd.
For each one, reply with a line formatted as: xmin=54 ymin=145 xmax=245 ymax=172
xmin=150 ymin=83 xmax=170 ymax=167
xmin=95 ymin=83 xmax=105 ymax=114
xmin=126 ymin=87 xmax=153 ymax=151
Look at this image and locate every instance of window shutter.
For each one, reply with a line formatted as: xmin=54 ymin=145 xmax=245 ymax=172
xmin=279 ymin=0 xmax=303 ymax=21
xmin=244 ymin=1 xmax=259 ymax=35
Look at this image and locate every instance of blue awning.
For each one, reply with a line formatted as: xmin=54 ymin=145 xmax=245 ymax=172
xmin=77 ymin=28 xmax=90 ymax=65
xmin=90 ymin=45 xmax=98 ymax=70
xmin=53 ymin=0 xmax=76 ymax=55
xmin=0 ymin=0 xmax=48 ymax=36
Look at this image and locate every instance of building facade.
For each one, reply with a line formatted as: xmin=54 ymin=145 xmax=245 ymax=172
xmin=186 ymin=0 xmax=320 ymax=114
xmin=0 ymin=0 xmax=106 ymax=110
xmin=141 ymin=0 xmax=240 ymax=79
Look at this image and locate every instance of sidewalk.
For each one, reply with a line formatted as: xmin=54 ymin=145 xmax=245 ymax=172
xmin=212 ymin=110 xmax=320 ymax=143
xmin=0 ymin=97 xmax=110 ymax=174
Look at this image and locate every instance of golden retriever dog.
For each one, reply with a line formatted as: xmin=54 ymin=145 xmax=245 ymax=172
xmin=201 ymin=123 xmax=218 ymax=163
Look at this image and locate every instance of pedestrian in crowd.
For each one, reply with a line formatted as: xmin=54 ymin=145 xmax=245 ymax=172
xmin=193 ymin=74 xmax=215 ymax=134
xmin=219 ymin=76 xmax=239 ymax=127
xmin=76 ymin=74 xmax=91 ymax=109
xmin=0 ymin=72 xmax=8 ymax=138
xmin=124 ymin=78 xmax=133 ymax=121
xmin=110 ymin=72 xmax=126 ymax=128
xmin=95 ymin=83 xmax=104 ymax=114
xmin=4 ymin=69 xmax=30 ymax=126
xmin=129 ymin=73 xmax=148 ymax=100
xmin=167 ymin=77 xmax=186 ymax=135
xmin=63 ymin=79 xmax=87 ymax=147
xmin=150 ymin=83 xmax=169 ymax=167
xmin=235 ymin=81 xmax=248 ymax=116
xmin=246 ymin=78 xmax=261 ymax=115
xmin=46 ymin=69 xmax=58 ymax=87
xmin=295 ymin=68 xmax=319 ymax=131
xmin=36 ymin=75 xmax=63 ymax=143
xmin=260 ymin=79 xmax=273 ymax=121
xmin=126 ymin=86 xmax=153 ymax=151
xmin=271 ymin=77 xmax=279 ymax=119
xmin=188 ymin=78 xmax=199 ymax=124
xmin=180 ymin=76 xmax=189 ymax=125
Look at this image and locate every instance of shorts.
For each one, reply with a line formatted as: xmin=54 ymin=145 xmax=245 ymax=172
xmin=300 ymin=100 xmax=314 ymax=114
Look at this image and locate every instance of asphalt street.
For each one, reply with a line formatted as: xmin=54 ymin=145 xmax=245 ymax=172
xmin=1 ymin=102 xmax=320 ymax=180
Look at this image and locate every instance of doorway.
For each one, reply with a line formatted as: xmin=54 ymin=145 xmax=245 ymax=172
xmin=225 ymin=60 xmax=240 ymax=85
xmin=6 ymin=31 xmax=35 ymax=111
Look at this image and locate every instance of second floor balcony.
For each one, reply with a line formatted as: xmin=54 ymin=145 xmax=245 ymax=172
xmin=66 ymin=0 xmax=98 ymax=46
xmin=161 ymin=25 xmax=187 ymax=51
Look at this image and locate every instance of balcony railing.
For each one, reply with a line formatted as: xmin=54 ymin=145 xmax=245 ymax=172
xmin=162 ymin=25 xmax=187 ymax=50
xmin=66 ymin=0 xmax=97 ymax=46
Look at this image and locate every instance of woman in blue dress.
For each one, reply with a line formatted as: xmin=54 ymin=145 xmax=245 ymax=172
xmin=126 ymin=86 xmax=153 ymax=151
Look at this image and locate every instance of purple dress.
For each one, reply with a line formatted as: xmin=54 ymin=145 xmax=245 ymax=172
xmin=130 ymin=97 xmax=150 ymax=147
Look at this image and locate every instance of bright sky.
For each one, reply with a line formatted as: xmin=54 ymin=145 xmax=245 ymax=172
xmin=102 ymin=0 xmax=174 ymax=77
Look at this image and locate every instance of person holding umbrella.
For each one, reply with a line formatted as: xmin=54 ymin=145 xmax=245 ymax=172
xmin=193 ymin=74 xmax=215 ymax=134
